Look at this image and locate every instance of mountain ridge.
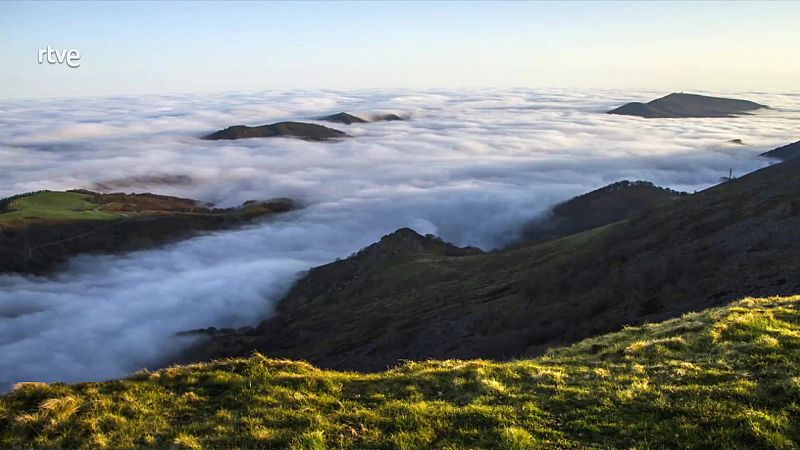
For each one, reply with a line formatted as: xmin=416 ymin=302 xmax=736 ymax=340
xmin=761 ymin=139 xmax=800 ymax=161
xmin=520 ymin=180 xmax=687 ymax=245
xmin=191 ymin=156 xmax=800 ymax=371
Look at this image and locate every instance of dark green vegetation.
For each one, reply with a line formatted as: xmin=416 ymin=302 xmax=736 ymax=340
xmin=0 ymin=190 xmax=295 ymax=274
xmin=608 ymin=93 xmax=768 ymax=118
xmin=762 ymin=140 xmax=800 ymax=161
xmin=520 ymin=180 xmax=687 ymax=245
xmin=195 ymin=157 xmax=800 ymax=371
xmin=317 ymin=112 xmax=368 ymax=125
xmin=203 ymin=121 xmax=347 ymax=141
xmin=3 ymin=295 xmax=799 ymax=449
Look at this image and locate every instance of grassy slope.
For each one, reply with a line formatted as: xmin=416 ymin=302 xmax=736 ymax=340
xmin=0 ymin=192 xmax=124 ymax=222
xmin=2 ymin=295 xmax=799 ymax=449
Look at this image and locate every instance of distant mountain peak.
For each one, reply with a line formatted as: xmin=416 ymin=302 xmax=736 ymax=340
xmin=203 ymin=121 xmax=347 ymax=141
xmin=360 ymin=228 xmax=481 ymax=260
xmin=317 ymin=112 xmax=368 ymax=125
xmin=608 ymin=93 xmax=768 ymax=118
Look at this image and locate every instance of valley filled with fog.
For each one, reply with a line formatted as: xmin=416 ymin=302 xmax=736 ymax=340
xmin=1 ymin=88 xmax=798 ymax=384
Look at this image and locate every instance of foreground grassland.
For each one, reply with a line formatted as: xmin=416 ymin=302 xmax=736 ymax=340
xmin=0 ymin=192 xmax=123 ymax=222
xmin=2 ymin=296 xmax=799 ymax=449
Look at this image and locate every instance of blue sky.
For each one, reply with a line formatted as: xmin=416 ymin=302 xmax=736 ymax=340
xmin=1 ymin=1 xmax=798 ymax=99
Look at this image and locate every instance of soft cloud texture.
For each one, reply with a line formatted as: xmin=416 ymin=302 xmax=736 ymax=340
xmin=0 ymin=89 xmax=798 ymax=384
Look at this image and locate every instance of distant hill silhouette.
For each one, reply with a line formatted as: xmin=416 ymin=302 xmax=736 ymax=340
xmin=317 ymin=112 xmax=368 ymax=125
xmin=203 ymin=121 xmax=347 ymax=141
xmin=761 ymin=139 xmax=800 ymax=161
xmin=608 ymin=93 xmax=768 ymax=118
xmin=371 ymin=113 xmax=404 ymax=121
xmin=317 ymin=112 xmax=406 ymax=124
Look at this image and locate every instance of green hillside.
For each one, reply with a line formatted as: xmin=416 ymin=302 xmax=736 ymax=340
xmin=0 ymin=190 xmax=296 ymax=274
xmin=0 ymin=191 xmax=124 ymax=222
xmin=2 ymin=295 xmax=799 ymax=449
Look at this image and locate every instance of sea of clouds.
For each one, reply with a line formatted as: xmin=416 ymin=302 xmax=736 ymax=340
xmin=1 ymin=88 xmax=799 ymax=385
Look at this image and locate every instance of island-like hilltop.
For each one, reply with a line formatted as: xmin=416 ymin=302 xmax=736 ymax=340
xmin=0 ymin=190 xmax=295 ymax=274
xmin=317 ymin=112 xmax=405 ymax=124
xmin=203 ymin=121 xmax=347 ymax=141
xmin=608 ymin=92 xmax=768 ymax=118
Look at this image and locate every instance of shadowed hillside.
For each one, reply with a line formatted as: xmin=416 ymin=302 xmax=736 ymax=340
xmin=3 ymin=295 xmax=799 ymax=449
xmin=193 ymin=157 xmax=800 ymax=371
xmin=608 ymin=93 xmax=768 ymax=118
xmin=761 ymin=139 xmax=800 ymax=161
xmin=520 ymin=180 xmax=687 ymax=245
xmin=0 ymin=191 xmax=295 ymax=274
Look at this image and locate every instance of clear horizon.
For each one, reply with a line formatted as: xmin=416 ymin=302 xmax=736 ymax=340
xmin=1 ymin=1 xmax=799 ymax=100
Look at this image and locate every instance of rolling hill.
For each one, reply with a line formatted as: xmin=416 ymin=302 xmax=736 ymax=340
xmin=193 ymin=156 xmax=800 ymax=371
xmin=608 ymin=93 xmax=768 ymax=118
xmin=2 ymin=295 xmax=798 ymax=449
xmin=0 ymin=190 xmax=295 ymax=274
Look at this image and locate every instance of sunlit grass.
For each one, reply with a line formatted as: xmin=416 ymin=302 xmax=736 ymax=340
xmin=2 ymin=295 xmax=799 ymax=449
xmin=0 ymin=191 xmax=123 ymax=222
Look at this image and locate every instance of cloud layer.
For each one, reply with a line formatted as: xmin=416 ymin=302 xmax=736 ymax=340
xmin=1 ymin=88 xmax=799 ymax=384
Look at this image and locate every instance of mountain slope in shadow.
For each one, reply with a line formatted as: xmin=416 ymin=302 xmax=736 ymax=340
xmin=761 ymin=139 xmax=800 ymax=161
xmin=191 ymin=156 xmax=800 ymax=371
xmin=520 ymin=180 xmax=687 ymax=245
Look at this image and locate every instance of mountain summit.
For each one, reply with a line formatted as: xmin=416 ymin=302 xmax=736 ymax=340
xmin=317 ymin=112 xmax=368 ymax=124
xmin=608 ymin=93 xmax=768 ymax=118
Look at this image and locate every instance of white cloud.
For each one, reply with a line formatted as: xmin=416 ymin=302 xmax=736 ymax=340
xmin=0 ymin=88 xmax=798 ymax=384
